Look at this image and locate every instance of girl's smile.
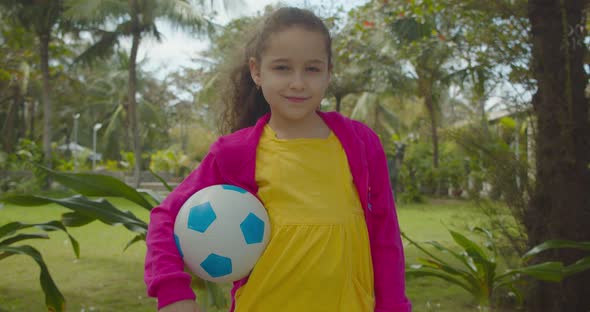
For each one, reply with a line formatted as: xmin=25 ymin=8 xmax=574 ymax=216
xmin=283 ymin=96 xmax=311 ymax=103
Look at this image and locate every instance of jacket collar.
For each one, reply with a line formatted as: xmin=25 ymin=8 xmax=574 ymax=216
xmin=213 ymin=111 xmax=369 ymax=210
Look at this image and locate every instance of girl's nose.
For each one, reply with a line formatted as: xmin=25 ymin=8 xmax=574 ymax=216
xmin=289 ymin=72 xmax=305 ymax=90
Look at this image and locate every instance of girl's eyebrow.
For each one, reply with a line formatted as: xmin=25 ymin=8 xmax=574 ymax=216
xmin=269 ymin=58 xmax=326 ymax=64
xmin=270 ymin=58 xmax=290 ymax=63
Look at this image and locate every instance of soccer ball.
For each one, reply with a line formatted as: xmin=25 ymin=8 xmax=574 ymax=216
xmin=173 ymin=184 xmax=270 ymax=283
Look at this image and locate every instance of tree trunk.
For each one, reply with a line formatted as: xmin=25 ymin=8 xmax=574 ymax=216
xmin=424 ymin=86 xmax=439 ymax=168
xmin=129 ymin=0 xmax=142 ymax=188
xmin=1 ymin=85 xmax=20 ymax=153
xmin=39 ymin=31 xmax=52 ymax=168
xmin=28 ymin=100 xmax=36 ymax=140
xmin=525 ymin=1 xmax=590 ymax=311
xmin=335 ymin=95 xmax=342 ymax=112
xmin=17 ymin=94 xmax=26 ymax=141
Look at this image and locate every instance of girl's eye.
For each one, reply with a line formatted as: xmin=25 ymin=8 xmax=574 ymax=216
xmin=307 ymin=67 xmax=321 ymax=72
xmin=274 ymin=65 xmax=289 ymax=71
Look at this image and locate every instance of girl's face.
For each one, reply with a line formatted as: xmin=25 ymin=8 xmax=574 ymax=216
xmin=250 ymin=27 xmax=331 ymax=125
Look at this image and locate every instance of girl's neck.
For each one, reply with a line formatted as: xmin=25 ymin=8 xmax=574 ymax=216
xmin=267 ymin=111 xmax=330 ymax=140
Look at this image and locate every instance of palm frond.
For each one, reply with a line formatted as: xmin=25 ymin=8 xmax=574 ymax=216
xmin=158 ymin=0 xmax=216 ymax=36
xmin=351 ymin=92 xmax=376 ymax=122
xmin=74 ymin=29 xmax=121 ymax=64
xmin=64 ymin=0 xmax=128 ymax=22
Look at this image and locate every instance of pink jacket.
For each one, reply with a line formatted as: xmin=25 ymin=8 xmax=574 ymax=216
xmin=145 ymin=111 xmax=411 ymax=311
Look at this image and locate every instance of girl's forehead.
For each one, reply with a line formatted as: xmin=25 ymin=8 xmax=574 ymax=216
xmin=261 ymin=27 xmax=329 ymax=63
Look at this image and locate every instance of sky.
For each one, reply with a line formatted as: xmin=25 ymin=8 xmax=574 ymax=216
xmin=127 ymin=0 xmax=524 ymax=108
xmin=134 ymin=0 xmax=369 ymax=77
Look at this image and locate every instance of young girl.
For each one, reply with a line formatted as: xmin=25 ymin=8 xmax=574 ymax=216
xmin=145 ymin=7 xmax=411 ymax=312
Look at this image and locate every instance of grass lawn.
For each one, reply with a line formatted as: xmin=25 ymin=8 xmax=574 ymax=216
xmin=0 ymin=197 xmax=499 ymax=311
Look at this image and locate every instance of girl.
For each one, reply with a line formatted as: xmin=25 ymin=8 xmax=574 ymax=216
xmin=145 ymin=7 xmax=411 ymax=312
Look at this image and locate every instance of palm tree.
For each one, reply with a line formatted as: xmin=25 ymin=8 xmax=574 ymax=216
xmin=0 ymin=0 xmax=73 ymax=168
xmin=385 ymin=11 xmax=455 ymax=169
xmin=65 ymin=0 xmax=233 ymax=187
xmin=0 ymin=19 xmax=34 ymax=153
xmin=350 ymin=92 xmax=403 ymax=139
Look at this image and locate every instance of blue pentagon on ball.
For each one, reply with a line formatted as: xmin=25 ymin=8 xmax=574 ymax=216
xmin=174 ymin=234 xmax=184 ymax=258
xmin=240 ymin=213 xmax=265 ymax=244
xmin=221 ymin=184 xmax=248 ymax=193
xmin=200 ymin=253 xmax=232 ymax=278
xmin=187 ymin=202 xmax=216 ymax=233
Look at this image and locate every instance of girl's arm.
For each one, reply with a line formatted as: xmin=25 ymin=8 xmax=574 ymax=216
xmin=144 ymin=152 xmax=224 ymax=310
xmin=365 ymin=131 xmax=412 ymax=312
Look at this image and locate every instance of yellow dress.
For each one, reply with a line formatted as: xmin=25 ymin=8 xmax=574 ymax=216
xmin=234 ymin=125 xmax=375 ymax=311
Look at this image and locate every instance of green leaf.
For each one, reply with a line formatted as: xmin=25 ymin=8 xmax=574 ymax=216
xmin=0 ymin=222 xmax=22 ymax=238
xmin=406 ymin=266 xmax=475 ymax=296
xmin=425 ymin=240 xmax=477 ymax=273
xmin=3 ymin=195 xmax=147 ymax=234
xmin=402 ymin=232 xmax=456 ymax=270
xmin=450 ymin=230 xmax=491 ymax=263
xmin=502 ymin=262 xmax=565 ymax=282
xmin=35 ymin=165 xmax=153 ymax=210
xmin=403 ymin=232 xmax=484 ymax=297
xmin=417 ymin=257 xmax=469 ymax=277
xmin=148 ymin=168 xmax=173 ymax=192
xmin=34 ymin=221 xmax=81 ymax=259
xmin=0 ymin=233 xmax=49 ymax=246
xmin=0 ymin=195 xmax=51 ymax=206
xmin=123 ymin=234 xmax=145 ymax=251
xmin=138 ymin=190 xmax=162 ymax=206
xmin=0 ymin=221 xmax=80 ymax=258
xmin=0 ymin=245 xmax=65 ymax=312
xmin=564 ymin=256 xmax=590 ymax=277
xmin=523 ymin=240 xmax=590 ymax=260
xmin=61 ymin=212 xmax=96 ymax=227
xmin=450 ymin=230 xmax=496 ymax=282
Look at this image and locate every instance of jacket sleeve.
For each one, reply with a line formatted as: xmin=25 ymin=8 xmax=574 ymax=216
xmin=365 ymin=130 xmax=411 ymax=312
xmin=144 ymin=151 xmax=224 ymax=309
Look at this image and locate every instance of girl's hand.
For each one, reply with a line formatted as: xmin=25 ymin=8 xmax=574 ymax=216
xmin=159 ymin=300 xmax=201 ymax=312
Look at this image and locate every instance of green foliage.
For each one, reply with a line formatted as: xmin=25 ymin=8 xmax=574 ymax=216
xmin=449 ymin=124 xmax=530 ymax=256
xmin=120 ymin=151 xmax=136 ymax=172
xmin=404 ymin=228 xmax=506 ymax=307
xmin=398 ymin=139 xmax=469 ymax=202
xmin=0 ymin=166 xmax=228 ymax=310
xmin=0 ymin=139 xmax=46 ymax=193
xmin=398 ymin=140 xmax=430 ymax=202
xmin=0 ymin=219 xmax=81 ymax=312
xmin=404 ymin=228 xmax=590 ymax=309
xmin=522 ymin=240 xmax=590 ymax=278
xmin=103 ymin=159 xmax=121 ymax=171
xmin=150 ymin=148 xmax=191 ymax=177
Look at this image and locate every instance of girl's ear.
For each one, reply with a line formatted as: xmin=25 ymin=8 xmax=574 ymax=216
xmin=249 ymin=57 xmax=261 ymax=86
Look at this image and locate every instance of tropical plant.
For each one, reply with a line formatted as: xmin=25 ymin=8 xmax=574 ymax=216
xmin=379 ymin=1 xmax=457 ymax=170
xmin=522 ymin=240 xmax=590 ymax=277
xmin=403 ymin=228 xmax=590 ymax=309
xmin=449 ymin=122 xmax=530 ymax=256
xmin=0 ymin=19 xmax=35 ymax=154
xmin=64 ymin=0 xmax=224 ymax=188
xmin=0 ymin=0 xmax=77 ymax=167
xmin=73 ymin=50 xmax=171 ymax=162
xmin=0 ymin=219 xmax=80 ymax=312
xmin=0 ymin=165 xmax=228 ymax=310
xmin=150 ymin=148 xmax=191 ymax=177
xmin=1 ymin=139 xmax=46 ymax=193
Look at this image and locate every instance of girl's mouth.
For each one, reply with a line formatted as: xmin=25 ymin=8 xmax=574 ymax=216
xmin=284 ymin=96 xmax=309 ymax=103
